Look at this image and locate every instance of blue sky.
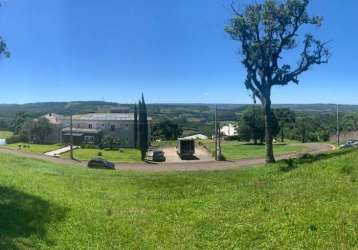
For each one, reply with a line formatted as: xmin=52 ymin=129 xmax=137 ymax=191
xmin=0 ymin=0 xmax=357 ymax=104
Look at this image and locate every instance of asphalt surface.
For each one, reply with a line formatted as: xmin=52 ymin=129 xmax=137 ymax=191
xmin=160 ymin=145 xmax=214 ymax=163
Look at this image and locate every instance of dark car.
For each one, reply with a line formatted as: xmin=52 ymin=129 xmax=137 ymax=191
xmin=152 ymin=150 xmax=166 ymax=162
xmin=87 ymin=158 xmax=115 ymax=170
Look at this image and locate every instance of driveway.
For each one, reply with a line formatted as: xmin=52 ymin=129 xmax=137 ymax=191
xmin=44 ymin=145 xmax=80 ymax=157
xmin=160 ymin=145 xmax=213 ymax=163
xmin=0 ymin=143 xmax=334 ymax=172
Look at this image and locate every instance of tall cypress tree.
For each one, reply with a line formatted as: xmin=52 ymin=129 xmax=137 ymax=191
xmin=133 ymin=104 xmax=138 ymax=148
xmin=138 ymin=94 xmax=149 ymax=160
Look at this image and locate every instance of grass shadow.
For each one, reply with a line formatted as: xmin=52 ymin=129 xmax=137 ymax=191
xmin=0 ymin=186 xmax=68 ymax=249
xmin=278 ymin=149 xmax=354 ymax=172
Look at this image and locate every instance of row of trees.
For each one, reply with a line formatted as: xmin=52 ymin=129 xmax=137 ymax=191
xmin=238 ymin=106 xmax=345 ymax=144
xmin=239 ymin=107 xmax=295 ymax=144
xmin=152 ymin=120 xmax=183 ymax=140
xmin=8 ymin=115 xmax=54 ymax=144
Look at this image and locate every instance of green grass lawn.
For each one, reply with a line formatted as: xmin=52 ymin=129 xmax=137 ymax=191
xmin=61 ymin=148 xmax=141 ymax=163
xmin=0 ymin=130 xmax=13 ymax=139
xmin=0 ymin=150 xmax=357 ymax=249
xmin=201 ymin=140 xmax=305 ymax=161
xmin=3 ymin=143 xmax=64 ymax=154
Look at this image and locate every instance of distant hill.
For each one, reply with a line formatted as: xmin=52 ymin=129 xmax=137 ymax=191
xmin=1 ymin=101 xmax=356 ymax=137
xmin=0 ymin=102 xmax=357 ymax=118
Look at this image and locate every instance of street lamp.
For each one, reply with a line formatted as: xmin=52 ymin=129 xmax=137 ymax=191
xmin=336 ymin=104 xmax=340 ymax=147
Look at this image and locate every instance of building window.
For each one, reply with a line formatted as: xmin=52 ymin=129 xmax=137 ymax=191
xmin=77 ymin=124 xmax=80 ymax=128
xmin=84 ymin=135 xmax=95 ymax=144
xmin=110 ymin=125 xmax=115 ymax=131
xmin=88 ymin=124 xmax=92 ymax=129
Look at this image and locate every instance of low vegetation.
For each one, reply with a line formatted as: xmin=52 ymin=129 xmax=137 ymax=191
xmin=3 ymin=143 xmax=63 ymax=154
xmin=0 ymin=130 xmax=13 ymax=139
xmin=151 ymin=140 xmax=177 ymax=148
xmin=61 ymin=148 xmax=141 ymax=163
xmin=201 ymin=140 xmax=305 ymax=161
xmin=0 ymin=150 xmax=357 ymax=249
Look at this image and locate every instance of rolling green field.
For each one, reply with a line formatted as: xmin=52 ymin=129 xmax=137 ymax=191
xmin=61 ymin=148 xmax=141 ymax=163
xmin=202 ymin=140 xmax=305 ymax=160
xmin=0 ymin=150 xmax=357 ymax=249
xmin=0 ymin=130 xmax=13 ymax=139
xmin=3 ymin=143 xmax=64 ymax=154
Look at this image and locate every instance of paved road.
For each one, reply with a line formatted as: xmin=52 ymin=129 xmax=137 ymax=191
xmin=0 ymin=143 xmax=334 ymax=172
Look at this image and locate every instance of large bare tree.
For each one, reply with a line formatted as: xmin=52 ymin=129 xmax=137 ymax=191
xmin=225 ymin=0 xmax=329 ymax=163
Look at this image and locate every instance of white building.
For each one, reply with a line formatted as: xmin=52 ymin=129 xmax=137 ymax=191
xmin=220 ymin=123 xmax=238 ymax=137
xmin=184 ymin=134 xmax=208 ymax=140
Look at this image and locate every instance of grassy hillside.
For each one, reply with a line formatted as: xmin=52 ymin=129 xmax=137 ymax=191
xmin=0 ymin=151 xmax=357 ymax=249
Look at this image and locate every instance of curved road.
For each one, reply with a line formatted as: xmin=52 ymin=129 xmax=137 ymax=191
xmin=0 ymin=143 xmax=334 ymax=172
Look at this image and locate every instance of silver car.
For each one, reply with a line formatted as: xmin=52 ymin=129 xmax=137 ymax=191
xmin=340 ymin=140 xmax=358 ymax=149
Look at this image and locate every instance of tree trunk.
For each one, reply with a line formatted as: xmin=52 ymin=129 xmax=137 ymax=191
xmin=263 ymin=97 xmax=275 ymax=163
xmin=281 ymin=125 xmax=284 ymax=143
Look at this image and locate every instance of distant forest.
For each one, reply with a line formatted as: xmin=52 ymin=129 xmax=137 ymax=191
xmin=0 ymin=102 xmax=357 ymax=141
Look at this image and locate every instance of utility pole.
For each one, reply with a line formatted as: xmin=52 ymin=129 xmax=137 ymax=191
xmin=70 ymin=111 xmax=74 ymax=160
xmin=214 ymin=105 xmax=218 ymax=161
xmin=218 ymin=122 xmax=222 ymax=160
xmin=336 ymin=104 xmax=340 ymax=147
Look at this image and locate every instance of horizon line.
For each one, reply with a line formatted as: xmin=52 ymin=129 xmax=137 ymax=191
xmin=0 ymin=101 xmax=355 ymax=106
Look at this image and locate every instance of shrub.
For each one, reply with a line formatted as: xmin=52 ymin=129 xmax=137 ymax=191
xmin=6 ymin=135 xmax=23 ymax=144
xmin=97 ymin=151 xmax=102 ymax=157
xmin=225 ymin=136 xmax=239 ymax=141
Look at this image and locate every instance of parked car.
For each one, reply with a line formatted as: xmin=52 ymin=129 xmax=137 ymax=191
xmin=152 ymin=150 xmax=166 ymax=162
xmin=340 ymin=140 xmax=358 ymax=149
xmin=87 ymin=158 xmax=115 ymax=169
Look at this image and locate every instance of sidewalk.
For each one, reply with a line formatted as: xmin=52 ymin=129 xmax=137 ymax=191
xmin=44 ymin=146 xmax=79 ymax=157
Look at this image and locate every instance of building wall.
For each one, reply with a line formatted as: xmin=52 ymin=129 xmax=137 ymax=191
xmin=62 ymin=132 xmax=102 ymax=145
xmin=60 ymin=119 xmax=151 ymax=148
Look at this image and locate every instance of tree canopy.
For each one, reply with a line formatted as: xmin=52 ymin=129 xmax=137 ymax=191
xmin=274 ymin=108 xmax=296 ymax=142
xmin=225 ymin=0 xmax=329 ymax=162
xmin=239 ymin=106 xmax=279 ymax=144
xmin=152 ymin=120 xmax=182 ymax=140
